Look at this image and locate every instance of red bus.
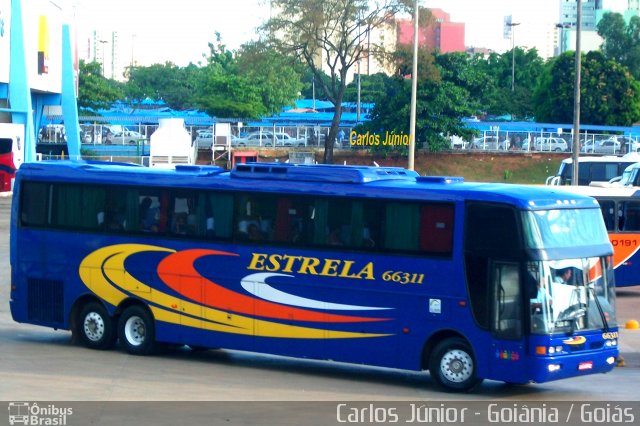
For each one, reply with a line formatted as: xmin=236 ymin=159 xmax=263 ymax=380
xmin=0 ymin=124 xmax=24 ymax=192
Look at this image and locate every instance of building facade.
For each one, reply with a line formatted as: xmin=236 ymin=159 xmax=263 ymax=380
xmin=396 ymin=8 xmax=465 ymax=53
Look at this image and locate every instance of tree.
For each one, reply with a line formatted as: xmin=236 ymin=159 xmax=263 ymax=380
xmin=598 ymin=12 xmax=640 ymax=80
xmin=359 ymin=47 xmax=476 ymax=152
xmin=580 ymin=51 xmax=640 ymax=126
xmin=343 ymin=73 xmax=390 ymax=103
xmin=125 ymin=62 xmax=200 ymax=110
xmin=533 ymin=51 xmax=640 ymax=126
xmin=77 ymin=60 xmax=124 ymax=113
xmin=299 ymin=68 xmax=331 ymax=100
xmin=195 ymin=35 xmax=267 ymax=118
xmin=470 ymin=48 xmax=544 ymax=119
xmin=263 ymin=0 xmax=410 ymax=163
xmin=236 ymin=41 xmax=304 ymax=115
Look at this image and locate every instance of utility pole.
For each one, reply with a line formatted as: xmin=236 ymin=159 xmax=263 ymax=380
xmin=507 ymin=22 xmax=520 ymax=92
xmin=572 ymin=0 xmax=582 ymax=185
xmin=98 ymin=40 xmax=107 ymax=76
xmin=408 ymin=0 xmax=418 ymax=171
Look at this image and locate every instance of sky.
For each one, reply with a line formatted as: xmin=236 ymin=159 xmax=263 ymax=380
xmin=71 ymin=0 xmax=569 ymax=66
xmin=72 ymin=0 xmax=271 ymax=66
xmin=422 ymin=0 xmax=560 ymax=52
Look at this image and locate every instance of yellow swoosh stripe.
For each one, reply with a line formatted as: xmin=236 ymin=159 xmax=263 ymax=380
xmin=79 ymin=244 xmax=391 ymax=339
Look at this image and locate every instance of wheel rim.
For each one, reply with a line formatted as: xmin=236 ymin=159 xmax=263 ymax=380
xmin=440 ymin=348 xmax=474 ymax=383
xmin=83 ymin=312 xmax=105 ymax=342
xmin=124 ymin=315 xmax=146 ymax=346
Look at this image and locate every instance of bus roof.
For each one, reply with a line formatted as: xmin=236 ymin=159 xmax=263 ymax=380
xmin=560 ymin=153 xmax=640 ymax=164
xmin=550 ymin=184 xmax=640 ymax=198
xmin=17 ymin=160 xmax=601 ymax=211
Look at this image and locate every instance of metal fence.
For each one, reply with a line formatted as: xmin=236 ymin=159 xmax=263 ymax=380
xmin=38 ymin=123 xmax=640 ymax=155
xmin=451 ymin=130 xmax=640 ymax=154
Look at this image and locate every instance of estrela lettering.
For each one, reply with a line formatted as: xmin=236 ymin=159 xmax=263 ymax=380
xmin=248 ymin=253 xmax=375 ymax=280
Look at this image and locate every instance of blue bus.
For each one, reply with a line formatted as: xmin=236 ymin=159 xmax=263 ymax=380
xmin=10 ymin=161 xmax=619 ymax=392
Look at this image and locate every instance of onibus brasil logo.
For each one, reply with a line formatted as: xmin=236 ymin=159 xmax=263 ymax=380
xmin=8 ymin=402 xmax=73 ymax=425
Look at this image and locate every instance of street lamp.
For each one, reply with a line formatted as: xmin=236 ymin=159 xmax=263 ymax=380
xmin=131 ymin=34 xmax=136 ymax=68
xmin=507 ymin=22 xmax=520 ymax=92
xmin=555 ymin=23 xmax=571 ymax=55
xmin=98 ymin=39 xmax=107 ymax=76
xmin=572 ymin=0 xmax=582 ymax=186
xmin=408 ymin=0 xmax=419 ymax=171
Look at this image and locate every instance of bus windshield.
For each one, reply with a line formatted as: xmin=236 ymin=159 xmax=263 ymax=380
xmin=522 ymin=208 xmax=609 ymax=249
xmin=527 ymin=257 xmax=616 ymax=335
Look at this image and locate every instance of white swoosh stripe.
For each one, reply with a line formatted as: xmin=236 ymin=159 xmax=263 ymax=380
xmin=240 ymin=272 xmax=391 ymax=311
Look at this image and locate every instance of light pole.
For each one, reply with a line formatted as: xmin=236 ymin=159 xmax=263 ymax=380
xmin=131 ymin=34 xmax=136 ymax=68
xmin=408 ymin=0 xmax=418 ymax=171
xmin=555 ymin=23 xmax=571 ymax=55
xmin=507 ymin=22 xmax=520 ymax=92
xmin=572 ymin=0 xmax=582 ymax=185
xmin=98 ymin=39 xmax=107 ymax=76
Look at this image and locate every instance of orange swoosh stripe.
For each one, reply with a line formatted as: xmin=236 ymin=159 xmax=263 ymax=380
xmin=157 ymin=249 xmax=387 ymax=323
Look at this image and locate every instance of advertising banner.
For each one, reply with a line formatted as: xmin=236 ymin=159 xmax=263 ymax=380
xmin=24 ymin=0 xmax=62 ymax=93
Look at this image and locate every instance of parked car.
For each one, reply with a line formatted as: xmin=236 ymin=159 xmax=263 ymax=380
xmin=232 ymin=132 xmax=277 ymax=147
xmin=109 ymin=130 xmax=147 ymax=145
xmin=587 ymin=136 xmax=640 ymax=154
xmin=470 ymin=136 xmax=507 ymax=150
xmin=533 ymin=137 xmax=568 ymax=152
xmin=273 ymin=132 xmax=306 ymax=147
xmin=582 ymin=139 xmax=621 ymax=155
xmin=194 ymin=131 xmax=214 ymax=149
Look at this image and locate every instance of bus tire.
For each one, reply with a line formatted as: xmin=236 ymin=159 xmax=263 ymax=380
xmin=118 ymin=305 xmax=156 ymax=355
xmin=78 ymin=302 xmax=116 ymax=350
xmin=428 ymin=337 xmax=481 ymax=392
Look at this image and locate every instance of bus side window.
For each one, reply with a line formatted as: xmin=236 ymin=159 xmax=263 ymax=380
xmin=20 ymin=182 xmax=50 ymax=226
xmin=419 ymin=203 xmax=454 ymax=255
xmin=621 ymin=201 xmax=640 ymax=231
xmin=599 ymin=200 xmax=615 ymax=231
xmin=234 ymin=194 xmax=276 ymax=242
xmin=52 ymin=184 xmax=106 ymax=231
xmin=384 ymin=202 xmax=419 ymax=251
xmin=198 ymin=192 xmax=232 ymax=239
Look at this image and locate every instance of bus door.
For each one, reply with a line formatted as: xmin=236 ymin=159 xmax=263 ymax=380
xmin=0 ymin=123 xmax=25 ymax=191
xmin=465 ymin=202 xmax=526 ymax=382
xmin=489 ymin=261 xmax=525 ymax=381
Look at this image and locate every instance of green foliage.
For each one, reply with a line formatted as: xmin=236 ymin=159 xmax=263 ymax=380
xmin=533 ymin=51 xmax=640 ymax=126
xmin=299 ymin=68 xmax=331 ymax=100
xmin=343 ymin=73 xmax=392 ymax=103
xmin=532 ymin=53 xmax=575 ymax=123
xmin=77 ymin=60 xmax=124 ymax=113
xmin=236 ymin=41 xmax=303 ymax=115
xmin=102 ymin=34 xmax=300 ymax=119
xmin=125 ymin=62 xmax=200 ymax=110
xmin=360 ymin=62 xmax=476 ymax=153
xmin=195 ymin=70 xmax=267 ymax=118
xmin=598 ymin=12 xmax=640 ymax=80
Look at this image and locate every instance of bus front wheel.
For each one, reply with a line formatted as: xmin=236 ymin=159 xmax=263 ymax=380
xmin=118 ymin=305 xmax=156 ymax=355
xmin=78 ymin=302 xmax=116 ymax=350
xmin=428 ymin=337 xmax=482 ymax=392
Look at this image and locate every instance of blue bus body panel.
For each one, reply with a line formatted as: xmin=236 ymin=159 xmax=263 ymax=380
xmin=11 ymin=228 xmax=477 ymax=371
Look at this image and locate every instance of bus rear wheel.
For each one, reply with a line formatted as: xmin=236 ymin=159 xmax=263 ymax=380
xmin=78 ymin=302 xmax=116 ymax=350
xmin=428 ymin=337 xmax=482 ymax=392
xmin=118 ymin=306 xmax=156 ymax=355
